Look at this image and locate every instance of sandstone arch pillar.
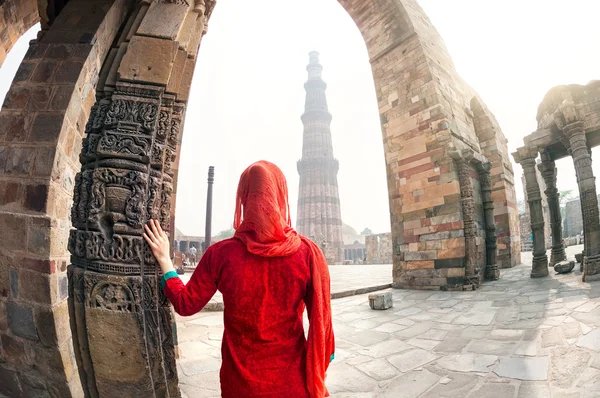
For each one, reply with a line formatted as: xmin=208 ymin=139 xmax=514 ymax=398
xmin=450 ymin=149 xmax=479 ymax=289
xmin=0 ymin=0 xmax=133 ymax=396
xmin=476 ymin=161 xmax=499 ymax=281
xmin=554 ymin=101 xmax=600 ymax=281
xmin=514 ymin=147 xmax=549 ymax=278
xmin=538 ymin=151 xmax=566 ymax=266
xmin=67 ymin=1 xmax=215 ymax=396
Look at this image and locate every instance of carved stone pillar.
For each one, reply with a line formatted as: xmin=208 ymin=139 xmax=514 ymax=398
xmin=451 ymin=149 xmax=479 ymax=288
xmin=555 ymin=102 xmax=600 ymax=281
xmin=538 ymin=152 xmax=566 ymax=266
xmin=514 ymin=148 xmax=549 ymax=278
xmin=67 ymin=2 xmax=215 ymax=396
xmin=477 ymin=162 xmax=499 ymax=280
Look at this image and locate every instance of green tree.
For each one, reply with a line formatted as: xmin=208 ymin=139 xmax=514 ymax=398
xmin=517 ymin=199 xmax=526 ymax=215
xmin=361 ymin=228 xmax=373 ymax=236
xmin=559 ymin=189 xmax=578 ymax=219
xmin=559 ymin=189 xmax=577 ymax=207
xmin=213 ymin=228 xmax=235 ymax=241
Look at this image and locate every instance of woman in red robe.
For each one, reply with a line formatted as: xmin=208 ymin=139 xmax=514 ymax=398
xmin=143 ymin=160 xmax=335 ymax=397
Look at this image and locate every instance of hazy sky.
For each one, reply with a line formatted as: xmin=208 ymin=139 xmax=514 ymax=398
xmin=2 ymin=1 xmax=600 ymax=238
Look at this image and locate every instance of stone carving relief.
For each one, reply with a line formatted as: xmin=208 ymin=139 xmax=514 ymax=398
xmin=90 ymin=282 xmax=135 ymax=312
xmin=64 ymin=0 xmax=217 ymax=392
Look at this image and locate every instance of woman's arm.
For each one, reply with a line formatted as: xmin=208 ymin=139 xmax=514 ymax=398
xmin=143 ymin=220 xmax=217 ymax=316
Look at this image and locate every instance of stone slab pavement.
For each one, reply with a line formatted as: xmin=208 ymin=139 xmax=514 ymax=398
xmin=179 ymin=263 xmax=393 ymax=310
xmin=176 ymin=244 xmax=600 ymax=397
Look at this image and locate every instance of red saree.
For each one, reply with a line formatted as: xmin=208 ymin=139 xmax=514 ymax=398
xmin=163 ymin=161 xmax=335 ymax=397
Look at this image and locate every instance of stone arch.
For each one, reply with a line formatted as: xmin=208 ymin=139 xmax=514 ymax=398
xmin=0 ymin=0 xmax=39 ymax=67
xmin=0 ymin=0 xmax=522 ymax=395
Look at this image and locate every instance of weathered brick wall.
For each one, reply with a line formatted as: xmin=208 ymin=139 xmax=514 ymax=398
xmin=0 ymin=0 xmax=39 ymax=67
xmin=564 ymin=199 xmax=583 ymax=238
xmin=561 ymin=197 xmax=600 ymax=239
xmin=471 ymin=98 xmax=521 ymax=268
xmin=365 ymin=233 xmax=392 ymax=264
xmin=340 ymin=0 xmax=519 ymax=289
xmin=519 ymin=212 xmax=532 ymax=252
xmin=0 ymin=0 xmax=132 ymax=396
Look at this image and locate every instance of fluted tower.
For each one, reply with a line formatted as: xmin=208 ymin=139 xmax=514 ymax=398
xmin=296 ymin=51 xmax=344 ymax=264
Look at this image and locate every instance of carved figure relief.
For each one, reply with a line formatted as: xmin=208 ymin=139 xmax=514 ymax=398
xmin=90 ymin=282 xmax=135 ymax=312
xmin=104 ymin=99 xmax=158 ymax=132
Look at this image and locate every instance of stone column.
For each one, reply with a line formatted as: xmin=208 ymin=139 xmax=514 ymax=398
xmin=477 ymin=162 xmax=499 ymax=280
xmin=67 ymin=2 xmax=215 ymax=396
xmin=538 ymin=152 xmax=566 ymax=266
xmin=555 ymin=102 xmax=600 ymax=281
xmin=513 ymin=148 xmax=549 ymax=278
xmin=450 ymin=149 xmax=480 ymax=288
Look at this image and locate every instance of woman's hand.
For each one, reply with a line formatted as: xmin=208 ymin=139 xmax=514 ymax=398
xmin=143 ymin=220 xmax=174 ymax=274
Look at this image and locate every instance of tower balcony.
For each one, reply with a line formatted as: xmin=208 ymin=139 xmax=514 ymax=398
xmin=297 ymin=157 xmax=340 ymax=174
xmin=301 ymin=110 xmax=332 ymax=124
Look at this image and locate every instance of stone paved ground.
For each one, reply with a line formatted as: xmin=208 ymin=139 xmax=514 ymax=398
xmin=176 ymin=245 xmax=600 ymax=397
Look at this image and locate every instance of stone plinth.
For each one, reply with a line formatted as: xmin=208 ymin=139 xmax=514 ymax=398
xmin=369 ymin=292 xmax=393 ymax=310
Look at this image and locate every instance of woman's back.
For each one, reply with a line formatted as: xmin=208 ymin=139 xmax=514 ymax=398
xmin=216 ymin=238 xmax=311 ymax=397
xmin=148 ymin=160 xmax=334 ymax=397
xmin=168 ymin=238 xmax=312 ymax=397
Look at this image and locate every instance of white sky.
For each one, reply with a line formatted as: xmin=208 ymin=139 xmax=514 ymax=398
xmin=2 ymin=1 xmax=600 ymax=237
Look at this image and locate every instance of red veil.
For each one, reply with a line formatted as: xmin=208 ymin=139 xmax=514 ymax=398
xmin=233 ymin=160 xmax=335 ymax=397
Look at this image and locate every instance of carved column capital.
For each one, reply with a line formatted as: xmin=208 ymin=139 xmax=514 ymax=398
xmin=553 ymin=100 xmax=586 ymax=133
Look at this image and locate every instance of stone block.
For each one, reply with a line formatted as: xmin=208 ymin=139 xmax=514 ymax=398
xmin=0 ymin=181 xmax=20 ymax=206
xmin=58 ymin=274 xmax=68 ymax=300
xmin=9 ymin=269 xmax=18 ymax=298
xmin=34 ymin=301 xmax=70 ymax=348
xmin=405 ymin=251 xmax=436 ymax=261
xmin=22 ymin=259 xmax=57 ymax=274
xmin=369 ymin=292 xmax=393 ymax=310
xmin=13 ymin=62 xmax=35 ymax=83
xmin=49 ymin=85 xmax=74 ymax=110
xmin=7 ymin=302 xmax=39 ymax=341
xmin=31 ymin=61 xmax=57 ymax=83
xmin=25 ymin=184 xmax=48 ymax=212
xmin=24 ymin=44 xmax=49 ymax=60
xmin=554 ymin=261 xmax=575 ymax=274
xmin=53 ymin=61 xmax=84 ymax=84
xmin=45 ymin=44 xmax=73 ymax=59
xmin=0 ymin=112 xmax=33 ymax=142
xmin=20 ymin=269 xmax=54 ymax=305
xmin=118 ymin=35 xmax=178 ymax=85
xmin=30 ymin=112 xmax=65 ymax=142
xmin=27 ymin=86 xmax=52 ymax=110
xmin=27 ymin=223 xmax=51 ymax=257
xmin=0 ymin=333 xmax=28 ymax=368
xmin=434 ymin=257 xmax=465 ymax=269
xmin=4 ymin=147 xmax=34 ymax=174
xmin=0 ymin=213 xmax=28 ymax=251
xmin=33 ymin=147 xmax=56 ymax=177
xmin=0 ymin=366 xmax=23 ymax=397
xmin=575 ymin=253 xmax=583 ymax=263
xmin=2 ymin=87 xmax=30 ymax=109
xmin=407 ymin=260 xmax=434 ymax=270
xmin=137 ymin=2 xmax=189 ymax=40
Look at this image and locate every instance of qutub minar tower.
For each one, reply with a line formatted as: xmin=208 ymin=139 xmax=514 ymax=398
xmin=296 ymin=51 xmax=344 ymax=264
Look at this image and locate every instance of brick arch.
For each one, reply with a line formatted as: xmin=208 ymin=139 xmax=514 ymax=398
xmin=0 ymin=0 xmax=521 ymax=396
xmin=0 ymin=0 xmax=40 ymax=67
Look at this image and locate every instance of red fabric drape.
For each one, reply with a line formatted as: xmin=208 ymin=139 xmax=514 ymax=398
xmin=233 ymin=161 xmax=335 ymax=397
